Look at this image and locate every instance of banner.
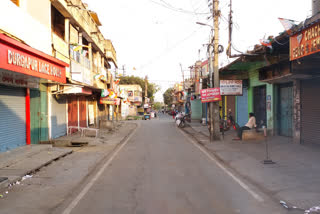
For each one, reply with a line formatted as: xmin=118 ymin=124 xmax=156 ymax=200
xmin=200 ymin=88 xmax=221 ymax=103
xmin=220 ymin=80 xmax=243 ymax=95
xmin=100 ymin=97 xmax=120 ymax=105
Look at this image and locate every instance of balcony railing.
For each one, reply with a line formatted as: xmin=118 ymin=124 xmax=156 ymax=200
xmin=70 ymin=45 xmax=91 ymax=70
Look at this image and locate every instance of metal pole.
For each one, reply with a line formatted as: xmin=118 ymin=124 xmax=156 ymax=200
xmin=212 ymin=0 xmax=221 ymax=140
xmin=180 ymin=63 xmax=185 ymax=90
xmin=208 ymin=38 xmax=214 ymax=141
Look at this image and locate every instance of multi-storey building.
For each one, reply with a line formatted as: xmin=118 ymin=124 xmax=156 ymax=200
xmin=119 ymin=84 xmax=143 ymax=116
xmin=0 ymin=0 xmax=117 ymax=152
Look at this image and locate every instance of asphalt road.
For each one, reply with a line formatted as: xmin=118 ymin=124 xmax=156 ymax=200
xmin=56 ymin=114 xmax=285 ymax=214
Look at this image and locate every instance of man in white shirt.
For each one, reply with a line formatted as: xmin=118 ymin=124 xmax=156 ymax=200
xmin=233 ymin=112 xmax=256 ymax=140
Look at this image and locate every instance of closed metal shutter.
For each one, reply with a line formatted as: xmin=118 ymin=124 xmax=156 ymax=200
xmin=301 ymin=79 xmax=320 ymax=144
xmin=237 ymin=88 xmax=248 ymax=126
xmin=191 ymin=99 xmax=202 ymax=120
xmin=0 ymin=86 xmax=26 ymax=152
xmin=51 ymin=95 xmax=67 ymax=139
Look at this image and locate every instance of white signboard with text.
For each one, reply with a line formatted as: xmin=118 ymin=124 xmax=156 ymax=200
xmin=220 ymin=80 xmax=243 ymax=96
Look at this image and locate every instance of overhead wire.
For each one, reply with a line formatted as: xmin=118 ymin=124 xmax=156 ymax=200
xmin=139 ymin=23 xmax=211 ymax=69
xmin=149 ymin=0 xmax=210 ymax=15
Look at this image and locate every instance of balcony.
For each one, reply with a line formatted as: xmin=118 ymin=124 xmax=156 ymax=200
xmin=70 ymin=61 xmax=92 ymax=85
xmin=52 ymin=33 xmax=69 ymax=64
xmin=52 ymin=0 xmax=105 ymax=52
xmin=104 ymin=40 xmax=117 ymax=68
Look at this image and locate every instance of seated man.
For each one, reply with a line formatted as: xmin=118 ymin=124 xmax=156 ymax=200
xmin=233 ymin=112 xmax=256 ymax=140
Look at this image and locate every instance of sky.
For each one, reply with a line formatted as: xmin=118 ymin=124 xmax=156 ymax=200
xmin=87 ymin=0 xmax=312 ymax=102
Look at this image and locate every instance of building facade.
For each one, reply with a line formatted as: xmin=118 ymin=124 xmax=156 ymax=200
xmin=0 ymin=0 xmax=117 ymax=152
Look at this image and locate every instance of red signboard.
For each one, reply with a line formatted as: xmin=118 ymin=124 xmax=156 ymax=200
xmin=0 ymin=34 xmax=68 ymax=83
xmin=290 ymin=22 xmax=320 ymax=61
xmin=100 ymin=97 xmax=120 ymax=105
xmin=200 ymin=88 xmax=222 ymax=103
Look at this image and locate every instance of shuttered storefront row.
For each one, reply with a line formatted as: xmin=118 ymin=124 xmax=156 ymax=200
xmin=0 ymin=86 xmax=26 ymax=152
xmin=301 ymin=79 xmax=320 ymax=144
xmin=51 ymin=95 xmax=67 ymax=139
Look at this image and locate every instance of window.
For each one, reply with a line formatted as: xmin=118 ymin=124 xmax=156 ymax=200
xmin=10 ymin=0 xmax=19 ymax=6
xmin=128 ymin=91 xmax=133 ymax=97
xmin=51 ymin=6 xmax=65 ymax=40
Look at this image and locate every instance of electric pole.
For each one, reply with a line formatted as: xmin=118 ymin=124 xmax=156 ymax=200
xmin=180 ymin=63 xmax=185 ymax=90
xmin=210 ymin=0 xmax=221 ymax=141
xmin=145 ymin=75 xmax=148 ymax=103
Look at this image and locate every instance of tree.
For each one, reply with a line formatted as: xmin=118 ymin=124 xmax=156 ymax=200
xmin=119 ymin=75 xmax=160 ymax=102
xmin=153 ymin=102 xmax=162 ymax=110
xmin=163 ymin=87 xmax=174 ymax=106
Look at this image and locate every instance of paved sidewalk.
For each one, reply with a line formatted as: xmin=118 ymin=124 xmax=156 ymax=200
xmin=0 ymin=121 xmax=137 ymax=193
xmin=185 ymin=121 xmax=320 ymax=209
xmin=0 ymin=145 xmax=72 ymax=192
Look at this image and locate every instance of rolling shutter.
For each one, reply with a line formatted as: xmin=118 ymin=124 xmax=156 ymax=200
xmin=0 ymin=86 xmax=26 ymax=152
xmin=301 ymin=79 xmax=320 ymax=144
xmin=51 ymin=95 xmax=67 ymax=139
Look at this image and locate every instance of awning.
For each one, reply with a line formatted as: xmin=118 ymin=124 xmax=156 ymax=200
xmin=89 ymin=11 xmax=102 ymax=26
xmin=58 ymin=85 xmax=92 ymax=95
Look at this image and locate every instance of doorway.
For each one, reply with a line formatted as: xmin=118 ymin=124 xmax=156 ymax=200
xmin=253 ymin=85 xmax=266 ymax=127
xmin=277 ymin=84 xmax=293 ymax=137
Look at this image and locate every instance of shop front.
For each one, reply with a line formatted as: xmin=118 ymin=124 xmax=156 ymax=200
xmin=0 ymin=34 xmax=67 ymax=152
xmin=290 ymin=20 xmax=320 ymax=144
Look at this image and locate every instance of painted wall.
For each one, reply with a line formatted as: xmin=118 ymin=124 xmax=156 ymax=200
xmin=0 ymin=1 xmax=51 ymax=55
xmin=247 ymin=70 xmax=275 ymax=130
xmin=25 ymin=0 xmax=51 ymax=29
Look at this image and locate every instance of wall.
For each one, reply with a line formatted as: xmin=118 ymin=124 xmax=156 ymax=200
xmin=293 ymin=80 xmax=301 ymax=143
xmin=0 ymin=0 xmax=51 ymax=55
xmin=25 ymin=0 xmax=51 ymax=28
xmin=247 ymin=70 xmax=275 ymax=131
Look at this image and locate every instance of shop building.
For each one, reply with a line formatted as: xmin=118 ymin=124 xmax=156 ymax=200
xmin=0 ymin=34 xmax=67 ymax=152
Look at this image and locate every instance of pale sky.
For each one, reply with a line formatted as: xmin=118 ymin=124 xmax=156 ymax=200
xmin=87 ymin=0 xmax=312 ymax=102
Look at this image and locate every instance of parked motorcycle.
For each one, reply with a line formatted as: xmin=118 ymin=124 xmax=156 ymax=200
xmin=220 ymin=111 xmax=238 ymax=132
xmin=175 ymin=112 xmax=188 ymax=128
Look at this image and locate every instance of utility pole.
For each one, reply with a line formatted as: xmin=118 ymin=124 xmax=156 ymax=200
xmin=180 ymin=63 xmax=185 ymax=90
xmin=211 ymin=0 xmax=221 ymax=141
xmin=122 ymin=65 xmax=126 ymax=76
xmin=145 ymin=75 xmax=148 ymax=103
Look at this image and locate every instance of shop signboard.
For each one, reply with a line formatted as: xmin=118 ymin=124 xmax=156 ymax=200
xmin=200 ymin=88 xmax=221 ymax=103
xmin=0 ymin=34 xmax=67 ymax=83
xmin=100 ymin=97 xmax=120 ymax=105
xmin=220 ymin=80 xmax=243 ymax=95
xmin=290 ymin=22 xmax=320 ymax=61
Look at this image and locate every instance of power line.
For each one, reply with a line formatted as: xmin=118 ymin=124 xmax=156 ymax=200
xmin=140 ymin=24 xmax=210 ymax=69
xmin=149 ymin=0 xmax=210 ymax=15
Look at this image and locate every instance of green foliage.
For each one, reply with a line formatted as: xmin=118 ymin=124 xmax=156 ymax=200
xmin=120 ymin=76 xmax=160 ymax=102
xmin=153 ymin=102 xmax=162 ymax=110
xmin=126 ymin=115 xmax=143 ymax=120
xmin=163 ymin=87 xmax=174 ymax=106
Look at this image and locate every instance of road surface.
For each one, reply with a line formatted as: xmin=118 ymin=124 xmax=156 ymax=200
xmin=56 ymin=115 xmax=284 ymax=214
